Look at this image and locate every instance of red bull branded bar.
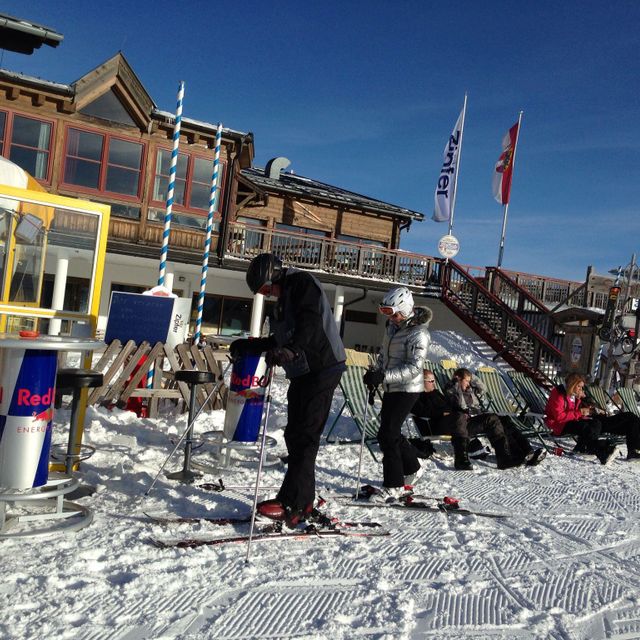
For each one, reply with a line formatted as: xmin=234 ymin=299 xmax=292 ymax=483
xmin=223 ymin=354 xmax=269 ymax=442
xmin=0 ymin=348 xmax=58 ymax=489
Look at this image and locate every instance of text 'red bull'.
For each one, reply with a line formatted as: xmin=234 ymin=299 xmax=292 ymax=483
xmin=230 ymin=373 xmax=269 ymax=389
xmin=17 ymin=387 xmax=54 ymax=407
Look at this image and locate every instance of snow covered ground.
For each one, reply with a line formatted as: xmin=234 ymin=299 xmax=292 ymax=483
xmin=3 ymin=331 xmax=640 ymax=639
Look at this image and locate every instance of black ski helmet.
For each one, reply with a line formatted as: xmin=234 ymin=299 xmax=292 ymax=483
xmin=246 ymin=253 xmax=284 ymax=294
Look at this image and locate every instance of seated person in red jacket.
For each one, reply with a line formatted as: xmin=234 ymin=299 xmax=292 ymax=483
xmin=545 ymin=373 xmax=640 ymax=464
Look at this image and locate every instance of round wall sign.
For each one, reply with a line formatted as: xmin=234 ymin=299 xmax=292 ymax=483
xmin=570 ymin=336 xmax=583 ymax=365
xmin=437 ymin=234 xmax=460 ymax=259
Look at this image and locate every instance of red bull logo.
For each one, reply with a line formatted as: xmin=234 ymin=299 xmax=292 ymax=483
xmin=236 ymin=388 xmax=264 ymax=400
xmin=32 ymin=407 xmax=54 ymax=423
xmin=230 ymin=372 xmax=269 ymax=389
xmin=17 ymin=387 xmax=54 ymax=407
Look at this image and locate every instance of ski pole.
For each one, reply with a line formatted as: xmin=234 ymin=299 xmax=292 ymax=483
xmin=354 ymin=384 xmax=377 ymax=500
xmin=245 ymin=366 xmax=275 ymax=564
xmin=144 ymin=358 xmax=233 ymax=498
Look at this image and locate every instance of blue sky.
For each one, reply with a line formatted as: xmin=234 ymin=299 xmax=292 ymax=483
xmin=2 ymin=1 xmax=639 ymax=281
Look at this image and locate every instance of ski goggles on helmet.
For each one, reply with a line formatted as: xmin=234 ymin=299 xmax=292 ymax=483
xmin=379 ymin=305 xmax=401 ymax=316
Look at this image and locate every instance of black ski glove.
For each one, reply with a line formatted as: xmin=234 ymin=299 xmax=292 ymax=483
xmin=265 ymin=346 xmax=297 ymax=367
xmin=363 ymin=369 xmax=385 ymax=388
xmin=229 ymin=337 xmax=271 ymax=359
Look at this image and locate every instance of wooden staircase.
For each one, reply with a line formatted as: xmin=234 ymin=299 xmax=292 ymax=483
xmin=483 ymin=267 xmax=562 ymax=350
xmin=440 ymin=260 xmax=563 ymax=386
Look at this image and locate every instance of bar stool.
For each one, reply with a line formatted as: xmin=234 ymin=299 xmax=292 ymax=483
xmin=167 ymin=369 xmax=216 ymax=483
xmin=52 ymin=369 xmax=104 ymax=497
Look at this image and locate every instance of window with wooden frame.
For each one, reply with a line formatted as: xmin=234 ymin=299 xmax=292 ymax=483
xmin=62 ymin=127 xmax=144 ymax=198
xmin=0 ymin=110 xmax=54 ymax=182
xmin=151 ymin=148 xmax=224 ymax=214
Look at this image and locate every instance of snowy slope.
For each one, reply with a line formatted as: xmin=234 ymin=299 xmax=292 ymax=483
xmin=2 ymin=332 xmax=640 ymax=640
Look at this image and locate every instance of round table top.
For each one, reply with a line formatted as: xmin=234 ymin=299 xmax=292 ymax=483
xmin=0 ymin=333 xmax=104 ymax=351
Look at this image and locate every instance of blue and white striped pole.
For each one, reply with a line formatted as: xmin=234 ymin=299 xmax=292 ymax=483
xmin=193 ymin=123 xmax=223 ymax=345
xmin=158 ymin=80 xmax=185 ymax=287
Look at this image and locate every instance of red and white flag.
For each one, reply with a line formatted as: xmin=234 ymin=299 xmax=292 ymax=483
xmin=492 ymin=122 xmax=520 ymax=205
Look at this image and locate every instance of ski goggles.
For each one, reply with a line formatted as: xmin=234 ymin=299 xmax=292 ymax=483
xmin=379 ymin=305 xmax=400 ymax=316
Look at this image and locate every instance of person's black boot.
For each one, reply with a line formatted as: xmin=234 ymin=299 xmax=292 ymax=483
xmin=452 ymin=437 xmax=473 ymax=471
xmin=494 ymin=436 xmax=521 ymax=470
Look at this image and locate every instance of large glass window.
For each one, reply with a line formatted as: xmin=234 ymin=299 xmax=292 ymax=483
xmin=153 ymin=149 xmax=187 ymax=205
xmin=189 ymin=293 xmax=275 ymax=337
xmin=0 ymin=112 xmax=53 ymax=181
xmin=63 ymin=127 xmax=143 ymax=198
xmin=64 ymin=129 xmax=103 ymax=189
xmin=0 ymin=112 xmax=6 ymax=156
xmin=105 ymin=138 xmax=143 ymax=196
xmin=152 ymin=149 xmax=221 ymax=213
xmin=9 ymin=116 xmax=52 ymax=180
xmin=190 ymin=157 xmax=214 ymax=210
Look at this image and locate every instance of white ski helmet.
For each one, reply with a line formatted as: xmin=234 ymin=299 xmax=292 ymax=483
xmin=380 ymin=286 xmax=414 ymax=318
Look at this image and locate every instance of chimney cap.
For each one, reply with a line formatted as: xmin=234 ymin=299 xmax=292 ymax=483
xmin=264 ymin=157 xmax=291 ymax=180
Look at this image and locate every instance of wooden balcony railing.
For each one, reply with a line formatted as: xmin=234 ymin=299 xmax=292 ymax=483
xmin=101 ymin=217 xmax=597 ymax=310
xmin=225 ymin=223 xmax=443 ymax=287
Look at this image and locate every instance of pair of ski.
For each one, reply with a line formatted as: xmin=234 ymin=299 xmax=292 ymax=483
xmin=147 ymin=509 xmax=387 ymax=549
xmin=340 ymin=485 xmax=507 ymax=519
xmin=148 ymin=487 xmax=504 ymax=548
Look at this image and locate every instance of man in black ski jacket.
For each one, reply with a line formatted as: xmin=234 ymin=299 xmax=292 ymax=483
xmin=230 ymin=253 xmax=346 ymax=527
xmin=411 ymin=370 xmax=477 ymax=470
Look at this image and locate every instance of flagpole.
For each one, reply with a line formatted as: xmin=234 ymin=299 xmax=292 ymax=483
xmin=158 ymin=80 xmax=185 ymax=287
xmin=193 ymin=123 xmax=223 ymax=345
xmin=497 ymin=110 xmax=523 ymax=268
xmin=448 ymin=93 xmax=467 ymax=236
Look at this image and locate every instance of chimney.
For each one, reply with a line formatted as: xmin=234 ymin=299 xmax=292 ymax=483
xmin=264 ymin=157 xmax=291 ymax=180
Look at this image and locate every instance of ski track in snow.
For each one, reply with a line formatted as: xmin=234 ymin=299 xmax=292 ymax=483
xmin=2 ymin=335 xmax=640 ymax=639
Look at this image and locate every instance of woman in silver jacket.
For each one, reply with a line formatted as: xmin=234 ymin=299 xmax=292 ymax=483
xmin=363 ymin=286 xmax=432 ymax=501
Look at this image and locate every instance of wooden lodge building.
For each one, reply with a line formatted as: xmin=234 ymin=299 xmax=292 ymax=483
xmin=0 ymin=52 xmax=592 ymax=361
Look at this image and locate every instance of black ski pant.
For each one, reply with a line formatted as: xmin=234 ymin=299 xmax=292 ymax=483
xmin=561 ymin=418 xmax=602 ymax=452
xmin=276 ymin=369 xmax=343 ymax=511
xmin=571 ymin=412 xmax=640 ymax=451
xmin=599 ymin=412 xmax=640 ymax=450
xmin=468 ymin=413 xmax=533 ymax=462
xmin=378 ymin=391 xmax=421 ymax=488
xmin=422 ymin=411 xmax=468 ymax=438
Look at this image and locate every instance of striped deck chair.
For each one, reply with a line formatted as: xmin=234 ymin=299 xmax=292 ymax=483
xmin=476 ymin=367 xmax=524 ymax=416
xmin=440 ymin=358 xmax=458 ymax=373
xmin=476 ymin=366 xmax=549 ymax=449
xmin=585 ymin=384 xmax=620 ymax=415
xmin=424 ymin=359 xmax=447 ymax=393
xmin=615 ymin=387 xmax=640 ymax=418
xmin=325 ymin=364 xmax=381 ymax=460
xmin=508 ymin=371 xmax=549 ymax=417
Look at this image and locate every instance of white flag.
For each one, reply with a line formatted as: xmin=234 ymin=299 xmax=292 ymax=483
xmin=433 ymin=109 xmax=464 ymax=222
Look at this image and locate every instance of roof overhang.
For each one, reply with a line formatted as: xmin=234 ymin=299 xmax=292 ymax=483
xmin=551 ymin=306 xmax=604 ymax=324
xmin=0 ymin=13 xmax=63 ymax=54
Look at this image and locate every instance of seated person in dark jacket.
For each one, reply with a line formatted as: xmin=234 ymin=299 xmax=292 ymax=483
xmin=411 ymin=370 xmax=474 ymax=470
xmin=443 ymin=368 xmax=546 ymax=469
